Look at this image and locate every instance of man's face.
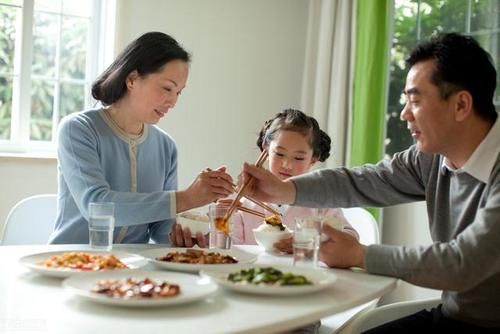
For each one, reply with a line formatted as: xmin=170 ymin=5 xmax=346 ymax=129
xmin=400 ymin=60 xmax=457 ymax=155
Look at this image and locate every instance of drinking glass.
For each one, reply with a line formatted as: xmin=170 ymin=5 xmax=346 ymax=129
xmin=88 ymin=202 xmax=115 ymax=251
xmin=293 ymin=216 xmax=322 ymax=268
xmin=208 ymin=203 xmax=232 ymax=249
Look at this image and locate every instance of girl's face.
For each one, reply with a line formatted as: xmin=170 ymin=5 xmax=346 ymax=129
xmin=126 ymin=59 xmax=189 ymax=124
xmin=267 ymin=130 xmax=317 ymax=180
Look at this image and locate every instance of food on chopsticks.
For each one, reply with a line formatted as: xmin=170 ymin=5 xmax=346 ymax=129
xmin=92 ymin=277 xmax=180 ymax=299
xmin=227 ymin=267 xmax=312 ymax=286
xmin=255 ymin=214 xmax=288 ymax=232
xmin=40 ymin=252 xmax=128 ymax=271
xmin=156 ymin=249 xmax=238 ymax=264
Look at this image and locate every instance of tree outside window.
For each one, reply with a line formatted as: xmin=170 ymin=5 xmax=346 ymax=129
xmin=0 ymin=0 xmax=101 ymax=150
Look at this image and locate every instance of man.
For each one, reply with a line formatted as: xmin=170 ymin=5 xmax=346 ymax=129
xmin=242 ymin=33 xmax=499 ymax=332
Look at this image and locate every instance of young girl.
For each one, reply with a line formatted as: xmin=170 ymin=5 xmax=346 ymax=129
xmin=49 ymin=32 xmax=233 ymax=246
xmin=231 ymin=109 xmax=358 ymax=250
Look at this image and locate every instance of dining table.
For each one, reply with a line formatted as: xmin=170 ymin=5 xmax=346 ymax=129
xmin=0 ymin=244 xmax=397 ymax=334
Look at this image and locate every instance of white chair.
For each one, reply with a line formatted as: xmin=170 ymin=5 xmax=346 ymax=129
xmin=319 ymin=208 xmax=380 ymax=334
xmin=342 ymin=297 xmax=441 ymax=333
xmin=342 ymin=207 xmax=380 ymax=245
xmin=1 ymin=194 xmax=57 ymax=245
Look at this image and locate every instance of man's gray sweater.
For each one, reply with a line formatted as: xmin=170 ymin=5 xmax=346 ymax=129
xmin=292 ymin=145 xmax=500 ymax=327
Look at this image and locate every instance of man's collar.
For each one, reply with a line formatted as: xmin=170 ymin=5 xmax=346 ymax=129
xmin=441 ymin=118 xmax=500 ymax=183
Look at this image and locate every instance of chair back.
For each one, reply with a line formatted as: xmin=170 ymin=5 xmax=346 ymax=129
xmin=1 ymin=194 xmax=57 ymax=245
xmin=342 ymin=207 xmax=380 ymax=245
xmin=345 ymin=298 xmax=441 ymax=333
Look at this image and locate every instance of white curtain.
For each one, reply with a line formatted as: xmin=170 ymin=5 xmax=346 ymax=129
xmin=300 ymin=0 xmax=355 ymax=168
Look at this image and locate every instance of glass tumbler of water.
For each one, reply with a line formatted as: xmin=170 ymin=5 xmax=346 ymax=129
xmin=88 ymin=202 xmax=115 ymax=251
xmin=293 ymin=217 xmax=322 ymax=268
xmin=208 ymin=203 xmax=232 ymax=249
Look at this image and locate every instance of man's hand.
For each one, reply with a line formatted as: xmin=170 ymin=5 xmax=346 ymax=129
xmin=241 ymin=163 xmax=296 ymax=204
xmin=319 ymin=224 xmax=366 ymax=268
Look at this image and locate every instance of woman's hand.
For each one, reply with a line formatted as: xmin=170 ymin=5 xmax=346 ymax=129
xmin=169 ymin=223 xmax=208 ymax=248
xmin=319 ymin=224 xmax=366 ymax=268
xmin=176 ymin=166 xmax=235 ymax=213
xmin=242 ymin=163 xmax=296 ymax=204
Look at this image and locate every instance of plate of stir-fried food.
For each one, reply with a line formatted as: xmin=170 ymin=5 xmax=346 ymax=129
xmin=19 ymin=250 xmax=146 ymax=278
xmin=201 ymin=266 xmax=336 ymax=296
xmin=140 ymin=247 xmax=257 ymax=273
xmin=63 ymin=270 xmax=217 ymax=307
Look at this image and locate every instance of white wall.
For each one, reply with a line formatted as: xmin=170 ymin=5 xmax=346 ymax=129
xmin=0 ymin=157 xmax=58 ymax=238
xmin=115 ymin=0 xmax=309 ymax=187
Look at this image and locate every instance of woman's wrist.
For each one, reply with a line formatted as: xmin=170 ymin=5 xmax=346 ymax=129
xmin=175 ymin=190 xmax=192 ymax=213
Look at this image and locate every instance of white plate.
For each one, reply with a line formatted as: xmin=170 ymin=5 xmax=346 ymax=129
xmin=19 ymin=250 xmax=147 ymax=278
xmin=63 ymin=270 xmax=217 ymax=307
xmin=201 ymin=265 xmax=336 ymax=296
xmin=139 ymin=247 xmax=258 ymax=273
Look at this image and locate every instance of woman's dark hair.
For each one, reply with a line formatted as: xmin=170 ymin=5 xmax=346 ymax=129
xmin=92 ymin=32 xmax=191 ymax=106
xmin=406 ymin=32 xmax=497 ymax=121
xmin=257 ymin=109 xmax=331 ymax=162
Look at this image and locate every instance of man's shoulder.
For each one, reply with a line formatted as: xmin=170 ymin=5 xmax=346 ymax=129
xmin=392 ymin=145 xmax=442 ymax=171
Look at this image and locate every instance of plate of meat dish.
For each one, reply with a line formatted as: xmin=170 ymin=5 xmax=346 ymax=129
xmin=139 ymin=247 xmax=257 ymax=273
xmin=63 ymin=270 xmax=217 ymax=307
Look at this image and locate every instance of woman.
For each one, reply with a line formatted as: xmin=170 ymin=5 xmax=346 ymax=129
xmin=49 ymin=32 xmax=233 ymax=246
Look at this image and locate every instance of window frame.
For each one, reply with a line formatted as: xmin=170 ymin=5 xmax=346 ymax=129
xmin=0 ymin=0 xmax=114 ymax=155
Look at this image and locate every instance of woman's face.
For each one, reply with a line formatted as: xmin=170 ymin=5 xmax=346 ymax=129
xmin=267 ymin=130 xmax=317 ymax=180
xmin=126 ymin=59 xmax=189 ymax=124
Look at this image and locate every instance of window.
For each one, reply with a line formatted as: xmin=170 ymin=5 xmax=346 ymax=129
xmin=0 ymin=0 xmax=109 ymax=154
xmin=385 ymin=0 xmax=499 ymax=157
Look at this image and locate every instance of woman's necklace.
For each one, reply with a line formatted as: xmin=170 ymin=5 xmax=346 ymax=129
xmin=105 ymin=108 xmax=144 ymax=137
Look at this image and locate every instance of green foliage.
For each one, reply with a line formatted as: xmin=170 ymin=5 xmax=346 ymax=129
xmin=0 ymin=4 xmax=89 ymax=142
xmin=0 ymin=5 xmax=16 ymax=139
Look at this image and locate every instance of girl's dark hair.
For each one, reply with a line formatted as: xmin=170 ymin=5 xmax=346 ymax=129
xmin=91 ymin=32 xmax=191 ymax=106
xmin=257 ymin=109 xmax=331 ymax=162
xmin=406 ymin=32 xmax=497 ymax=121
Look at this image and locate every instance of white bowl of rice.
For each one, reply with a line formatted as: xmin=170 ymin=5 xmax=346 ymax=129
xmin=176 ymin=211 xmax=210 ymax=235
xmin=252 ymin=223 xmax=292 ymax=252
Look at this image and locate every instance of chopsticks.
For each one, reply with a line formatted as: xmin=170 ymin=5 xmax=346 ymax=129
xmin=236 ymin=205 xmax=266 ymax=218
xmin=242 ymin=195 xmax=281 ymax=217
xmin=223 ymin=150 xmax=268 ymax=222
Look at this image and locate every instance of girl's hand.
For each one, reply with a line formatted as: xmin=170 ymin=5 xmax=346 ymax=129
xmin=176 ymin=166 xmax=235 ymax=212
xmin=169 ymin=223 xmax=208 ymax=248
xmin=273 ymin=235 xmax=293 ymax=254
xmin=241 ymin=163 xmax=296 ymax=204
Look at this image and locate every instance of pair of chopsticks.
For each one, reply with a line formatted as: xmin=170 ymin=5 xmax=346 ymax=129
xmin=242 ymin=195 xmax=281 ymax=217
xmin=236 ymin=205 xmax=265 ymax=218
xmin=223 ymin=150 xmax=269 ymax=222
